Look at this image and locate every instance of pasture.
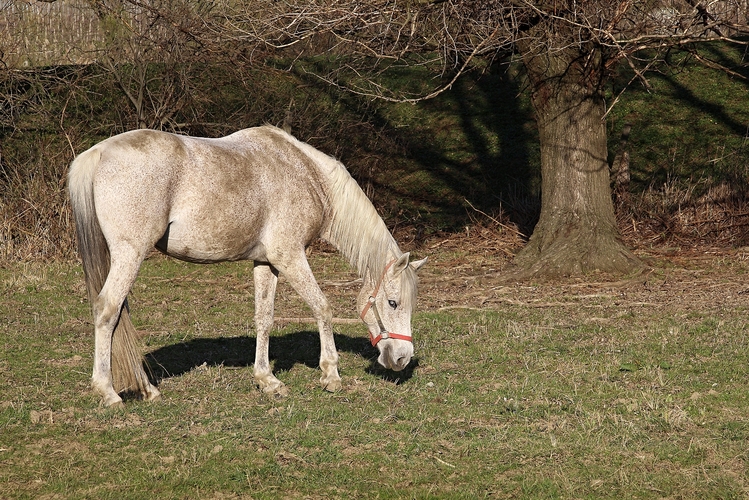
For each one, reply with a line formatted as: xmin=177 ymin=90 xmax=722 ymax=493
xmin=1 ymin=237 xmax=749 ymax=498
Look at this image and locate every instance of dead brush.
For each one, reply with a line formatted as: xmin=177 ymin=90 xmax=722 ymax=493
xmin=0 ymin=137 xmax=77 ymax=261
xmin=620 ymin=177 xmax=749 ymax=249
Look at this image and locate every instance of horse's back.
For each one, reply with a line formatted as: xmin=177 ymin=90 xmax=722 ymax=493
xmin=88 ymin=127 xmax=328 ymax=263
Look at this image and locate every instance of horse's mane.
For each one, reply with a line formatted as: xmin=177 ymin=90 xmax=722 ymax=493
xmin=261 ymin=126 xmax=418 ymax=307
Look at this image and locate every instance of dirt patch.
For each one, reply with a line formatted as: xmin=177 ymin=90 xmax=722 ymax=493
xmin=310 ymin=227 xmax=749 ymax=320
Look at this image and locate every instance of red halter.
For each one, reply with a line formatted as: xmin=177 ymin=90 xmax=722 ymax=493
xmin=360 ymin=259 xmax=413 ymax=347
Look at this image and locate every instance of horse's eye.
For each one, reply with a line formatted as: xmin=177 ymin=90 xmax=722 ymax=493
xmin=388 ymin=300 xmax=398 ymax=309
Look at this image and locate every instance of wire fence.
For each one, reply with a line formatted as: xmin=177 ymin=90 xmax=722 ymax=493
xmin=1 ymin=0 xmax=746 ymax=69
xmin=1 ymin=0 xmax=103 ymax=67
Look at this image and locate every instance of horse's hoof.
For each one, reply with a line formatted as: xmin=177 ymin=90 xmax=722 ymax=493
xmin=103 ymin=399 xmax=125 ymax=409
xmin=98 ymin=391 xmax=124 ymax=408
xmin=144 ymin=386 xmax=162 ymax=402
xmin=322 ymin=378 xmax=342 ymax=393
xmin=261 ymin=381 xmax=289 ymax=398
xmin=145 ymin=392 xmax=162 ymax=403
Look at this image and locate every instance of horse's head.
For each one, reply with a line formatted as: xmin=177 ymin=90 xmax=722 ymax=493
xmin=358 ymin=252 xmax=427 ymax=372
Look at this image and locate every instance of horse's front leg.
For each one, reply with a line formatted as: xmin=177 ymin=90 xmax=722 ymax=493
xmin=275 ymin=257 xmax=341 ymax=392
xmin=252 ymin=263 xmax=288 ymax=396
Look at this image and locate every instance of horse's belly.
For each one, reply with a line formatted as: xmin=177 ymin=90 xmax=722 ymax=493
xmin=156 ymin=219 xmax=265 ymax=263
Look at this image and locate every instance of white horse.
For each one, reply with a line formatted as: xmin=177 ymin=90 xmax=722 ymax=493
xmin=68 ymin=125 xmax=426 ymax=407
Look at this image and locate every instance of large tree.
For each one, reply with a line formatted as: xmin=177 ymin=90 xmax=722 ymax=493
xmin=214 ymin=0 xmax=748 ymax=277
xmin=502 ymin=1 xmax=747 ymax=276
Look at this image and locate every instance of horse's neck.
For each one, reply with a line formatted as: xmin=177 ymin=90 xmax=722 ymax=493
xmin=321 ymin=168 xmax=399 ymax=279
xmin=271 ymin=125 xmax=399 ymax=277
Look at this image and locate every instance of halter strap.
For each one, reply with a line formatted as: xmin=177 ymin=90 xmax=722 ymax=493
xmin=359 ymin=259 xmax=393 ymax=320
xmin=359 ymin=259 xmax=413 ymax=347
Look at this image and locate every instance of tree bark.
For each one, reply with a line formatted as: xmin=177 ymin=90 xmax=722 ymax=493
xmin=511 ymin=42 xmax=643 ymax=278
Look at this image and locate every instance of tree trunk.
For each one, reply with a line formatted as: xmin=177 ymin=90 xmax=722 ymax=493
xmin=511 ymin=43 xmax=643 ymax=278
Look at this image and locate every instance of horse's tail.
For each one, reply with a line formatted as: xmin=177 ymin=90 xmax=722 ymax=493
xmin=68 ymin=147 xmax=151 ymax=395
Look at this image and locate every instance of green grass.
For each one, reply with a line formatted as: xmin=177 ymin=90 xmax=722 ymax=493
xmin=607 ymin=44 xmax=749 ymax=193
xmin=1 ymin=256 xmax=748 ymax=498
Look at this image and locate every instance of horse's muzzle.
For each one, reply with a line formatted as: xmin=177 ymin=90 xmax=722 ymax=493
xmin=377 ymin=339 xmax=413 ymax=371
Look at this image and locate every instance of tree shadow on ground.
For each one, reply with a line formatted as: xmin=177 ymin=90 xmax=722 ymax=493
xmin=609 ymin=43 xmax=749 ymax=192
xmin=388 ymin=67 xmax=541 ymax=236
xmin=293 ymin=60 xmax=540 ymax=237
xmin=144 ymin=330 xmax=417 ymax=387
xmin=411 ymin=66 xmax=540 ymax=236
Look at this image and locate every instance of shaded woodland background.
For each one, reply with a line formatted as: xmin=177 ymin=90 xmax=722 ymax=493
xmin=2 ymin=0 xmax=749 ymax=262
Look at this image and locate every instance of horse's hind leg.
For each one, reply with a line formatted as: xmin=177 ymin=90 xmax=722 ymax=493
xmin=91 ymin=272 xmax=133 ymax=406
xmin=252 ymin=263 xmax=288 ymax=396
xmin=91 ymin=245 xmax=154 ymax=406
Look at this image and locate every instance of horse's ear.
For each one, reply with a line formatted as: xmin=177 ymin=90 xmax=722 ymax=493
xmin=410 ymin=256 xmax=427 ymax=272
xmin=392 ymin=252 xmax=411 ymax=276
xmin=392 ymin=253 xmax=427 ymax=276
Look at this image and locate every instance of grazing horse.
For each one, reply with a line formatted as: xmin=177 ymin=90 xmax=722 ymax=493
xmin=68 ymin=125 xmax=427 ymax=407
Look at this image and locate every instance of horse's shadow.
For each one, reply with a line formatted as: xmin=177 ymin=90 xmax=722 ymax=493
xmin=144 ymin=330 xmax=418 ymax=387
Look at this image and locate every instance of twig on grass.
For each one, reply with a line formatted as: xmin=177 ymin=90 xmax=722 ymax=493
xmin=275 ymin=317 xmax=361 ymax=325
xmin=433 ymin=455 xmax=456 ymax=468
xmin=464 ymin=198 xmax=526 ymax=238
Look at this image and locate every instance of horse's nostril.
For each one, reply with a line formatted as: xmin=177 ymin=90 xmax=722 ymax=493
xmin=393 ymin=356 xmax=409 ymax=371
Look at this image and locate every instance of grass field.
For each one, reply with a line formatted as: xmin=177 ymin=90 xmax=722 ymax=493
xmin=1 ymin=242 xmax=748 ymax=498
